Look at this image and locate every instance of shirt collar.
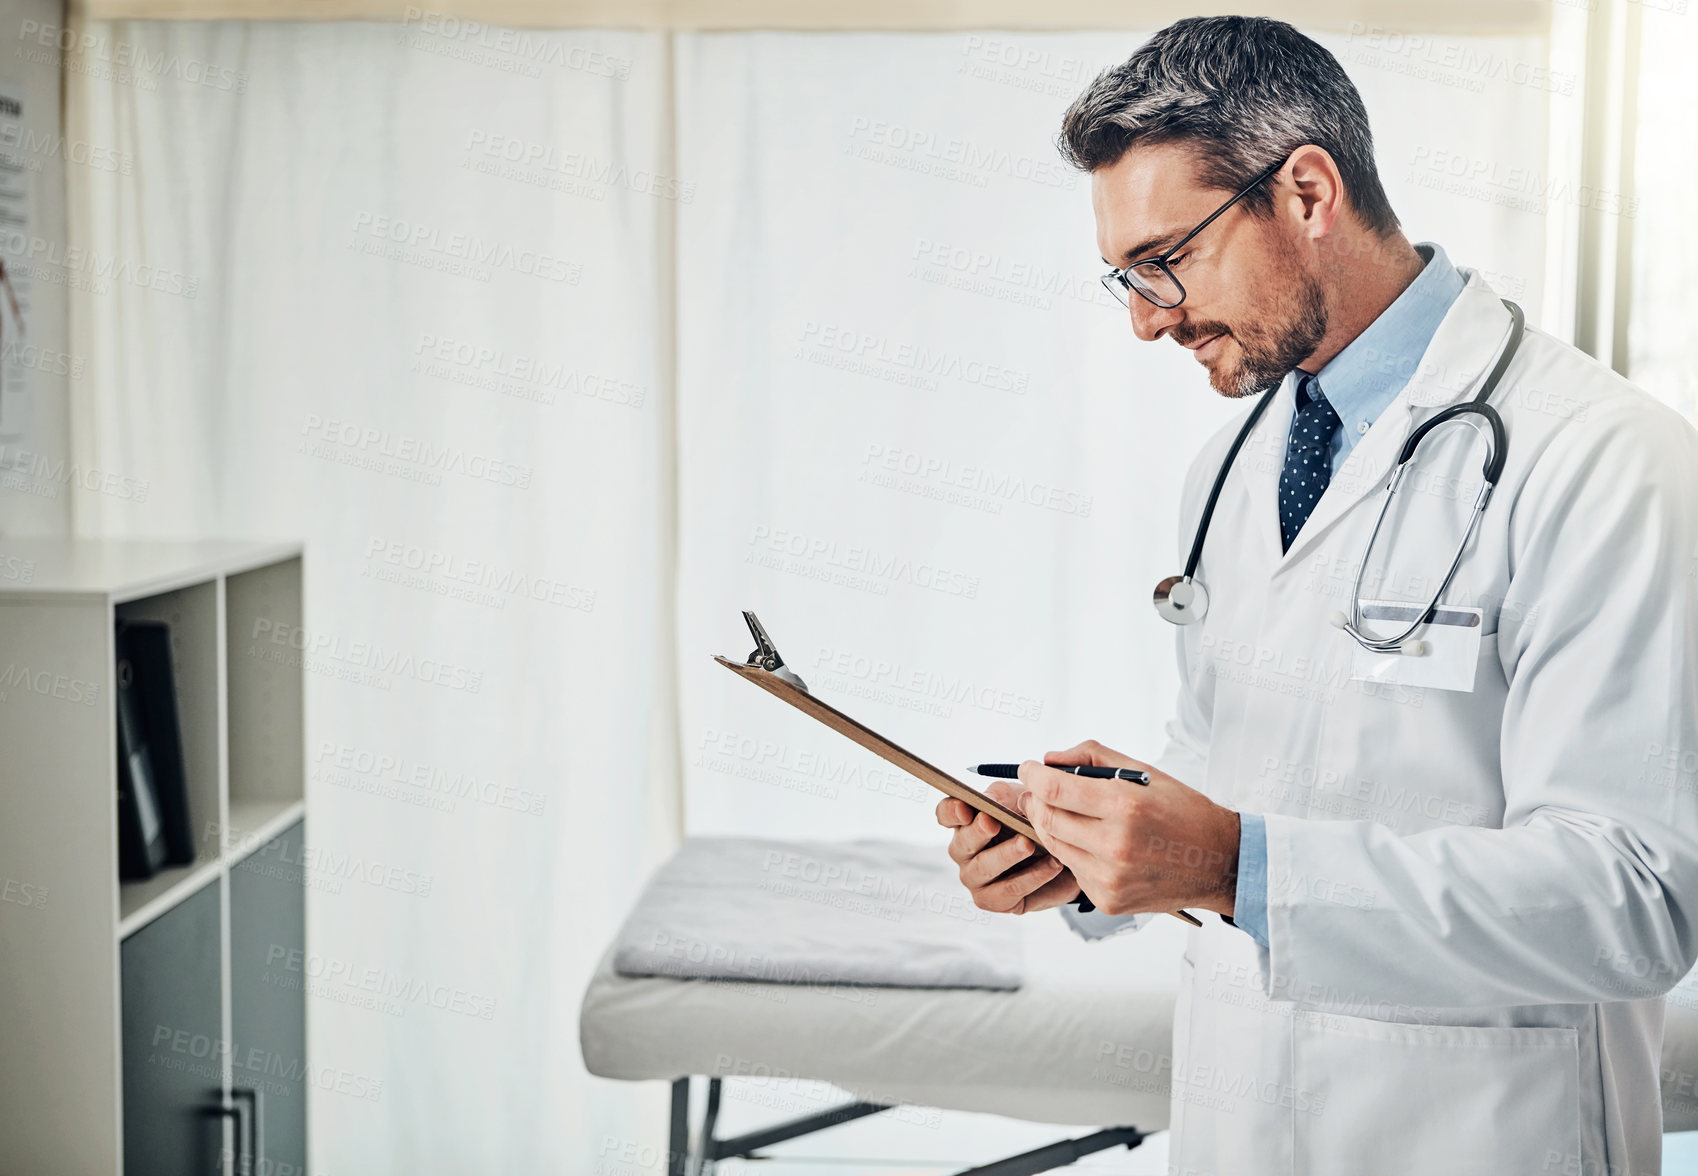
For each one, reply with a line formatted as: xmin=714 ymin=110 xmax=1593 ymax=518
xmin=1305 ymin=241 xmax=1465 ymax=436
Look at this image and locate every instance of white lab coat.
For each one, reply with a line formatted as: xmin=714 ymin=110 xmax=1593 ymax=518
xmin=1064 ymin=272 xmax=1698 ymax=1176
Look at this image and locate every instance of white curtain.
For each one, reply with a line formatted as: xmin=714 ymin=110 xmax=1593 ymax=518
xmin=1628 ymin=5 xmax=1698 ymax=420
xmin=66 ymin=20 xmax=679 ymax=1172
xmin=673 ymin=28 xmax=1551 ymax=845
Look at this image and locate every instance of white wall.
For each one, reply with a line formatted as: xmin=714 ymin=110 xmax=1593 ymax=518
xmin=0 ymin=0 xmax=71 ymax=536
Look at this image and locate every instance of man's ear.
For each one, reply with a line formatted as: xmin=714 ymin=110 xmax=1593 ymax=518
xmin=1282 ymin=144 xmax=1344 ymax=240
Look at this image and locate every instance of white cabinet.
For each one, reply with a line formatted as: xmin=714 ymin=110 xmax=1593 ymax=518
xmin=0 ymin=539 xmax=306 ymax=1176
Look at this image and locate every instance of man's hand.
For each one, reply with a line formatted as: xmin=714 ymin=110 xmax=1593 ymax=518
xmin=936 ymin=780 xmax=1082 ymax=914
xmin=1021 ymin=740 xmax=1241 ymax=918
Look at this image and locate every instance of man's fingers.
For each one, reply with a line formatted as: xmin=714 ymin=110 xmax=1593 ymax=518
xmin=981 ymin=853 xmax=1065 ymax=913
xmin=947 ymin=809 xmax=1003 ymax=865
xmin=983 ymin=779 xmax=1028 ymax=814
xmin=1026 ymin=865 xmax=1082 ymax=908
xmin=1044 ymin=740 xmax=1107 ymax=768
xmin=960 ymin=832 xmax=1038 ymax=890
xmin=1017 ymin=761 xmax=1121 ymax=819
xmin=1043 ymin=739 xmax=1146 ymax=771
xmin=1033 ymin=824 xmax=1091 ymax=871
xmin=936 ymin=797 xmax=973 ymax=828
xmin=1027 ymin=795 xmax=1105 ymax=852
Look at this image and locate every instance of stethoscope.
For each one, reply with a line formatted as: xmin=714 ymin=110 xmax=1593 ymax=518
xmin=1152 ymin=298 xmax=1524 ymax=657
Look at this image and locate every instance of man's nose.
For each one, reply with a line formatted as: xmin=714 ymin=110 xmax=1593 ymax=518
xmin=1129 ymin=294 xmax=1184 ymax=343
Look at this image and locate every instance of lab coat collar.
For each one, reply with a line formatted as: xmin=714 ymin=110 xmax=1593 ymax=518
xmin=1264 ymin=272 xmax=1516 ymax=569
xmin=1400 ymin=271 xmax=1519 ymax=409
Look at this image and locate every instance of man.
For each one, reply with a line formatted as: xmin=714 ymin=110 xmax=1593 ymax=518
xmin=938 ymin=16 xmax=1698 ymax=1176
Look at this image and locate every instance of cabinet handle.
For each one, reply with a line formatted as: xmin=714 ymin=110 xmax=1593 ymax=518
xmin=232 ymin=1087 xmax=264 ymax=1176
xmin=208 ymin=1094 xmax=249 ymax=1176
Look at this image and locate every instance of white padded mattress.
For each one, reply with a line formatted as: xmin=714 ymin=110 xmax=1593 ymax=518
xmin=582 ymin=898 xmax=1188 ymax=1129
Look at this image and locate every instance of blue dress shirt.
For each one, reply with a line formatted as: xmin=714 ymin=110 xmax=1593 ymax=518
xmin=1230 ymin=242 xmax=1465 ymax=948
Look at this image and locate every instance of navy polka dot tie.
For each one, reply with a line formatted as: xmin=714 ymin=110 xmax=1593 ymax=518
xmin=1279 ymin=375 xmax=1341 ymax=551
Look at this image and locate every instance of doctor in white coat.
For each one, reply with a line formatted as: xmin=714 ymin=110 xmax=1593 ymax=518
xmin=939 ymin=16 xmax=1698 ymax=1176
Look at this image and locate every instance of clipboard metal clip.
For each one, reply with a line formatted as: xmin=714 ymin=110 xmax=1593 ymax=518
xmin=742 ymin=611 xmax=810 ymax=693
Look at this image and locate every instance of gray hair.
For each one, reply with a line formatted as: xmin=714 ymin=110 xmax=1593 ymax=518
xmin=1058 ymin=16 xmax=1399 ymax=237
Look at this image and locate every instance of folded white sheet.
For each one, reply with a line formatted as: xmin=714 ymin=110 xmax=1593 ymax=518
xmin=612 ymin=837 xmax=1023 ymax=990
xmin=584 ymin=884 xmax=1185 ymax=1127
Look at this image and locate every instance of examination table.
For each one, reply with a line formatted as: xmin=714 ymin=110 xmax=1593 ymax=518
xmin=580 ymin=837 xmax=1698 ymax=1175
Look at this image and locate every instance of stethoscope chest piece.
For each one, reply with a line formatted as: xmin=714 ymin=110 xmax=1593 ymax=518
xmin=1153 ymin=574 xmax=1209 ymax=625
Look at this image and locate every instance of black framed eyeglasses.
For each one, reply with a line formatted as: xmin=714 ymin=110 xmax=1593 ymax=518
xmin=1101 ymin=156 xmax=1287 ymax=310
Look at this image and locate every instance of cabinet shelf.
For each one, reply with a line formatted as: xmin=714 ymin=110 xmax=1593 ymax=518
xmin=116 ymin=798 xmax=306 ymax=940
xmin=227 ymin=797 xmax=308 ymax=865
xmin=117 ymin=853 xmax=224 ymax=941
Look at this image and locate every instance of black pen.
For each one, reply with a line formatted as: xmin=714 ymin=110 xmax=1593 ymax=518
xmin=969 ymin=763 xmax=1150 ymax=784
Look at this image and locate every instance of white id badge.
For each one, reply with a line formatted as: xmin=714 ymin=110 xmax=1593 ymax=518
xmin=1348 ymin=600 xmax=1485 ymax=693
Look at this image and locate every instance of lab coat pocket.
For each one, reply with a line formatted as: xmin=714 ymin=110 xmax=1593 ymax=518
xmin=1291 ymin=1011 xmax=1579 ymax=1176
xmin=1348 ymin=601 xmax=1485 ymax=693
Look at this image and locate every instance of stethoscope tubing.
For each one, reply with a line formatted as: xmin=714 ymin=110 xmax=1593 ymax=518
xmin=1158 ymin=298 xmax=1526 ymax=653
xmin=1181 ymin=386 xmax=1279 ymax=583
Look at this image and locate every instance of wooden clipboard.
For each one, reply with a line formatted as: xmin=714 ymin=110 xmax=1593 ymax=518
xmin=714 ymin=654 xmax=1038 ymax=841
xmin=717 ymin=653 xmax=1204 ymax=927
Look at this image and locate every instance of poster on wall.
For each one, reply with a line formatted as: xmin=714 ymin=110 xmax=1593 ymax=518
xmin=0 ymin=80 xmax=30 ymax=442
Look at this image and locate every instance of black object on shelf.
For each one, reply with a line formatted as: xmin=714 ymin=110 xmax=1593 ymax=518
xmin=123 ymin=621 xmax=195 ymax=864
xmin=116 ymin=620 xmax=193 ymax=879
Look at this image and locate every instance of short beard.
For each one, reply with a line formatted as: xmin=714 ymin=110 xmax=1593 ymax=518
xmin=1176 ymin=269 xmax=1329 ymax=400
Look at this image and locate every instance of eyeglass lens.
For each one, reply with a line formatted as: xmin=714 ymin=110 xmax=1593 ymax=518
xmin=1102 ymin=261 xmax=1183 ymax=309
